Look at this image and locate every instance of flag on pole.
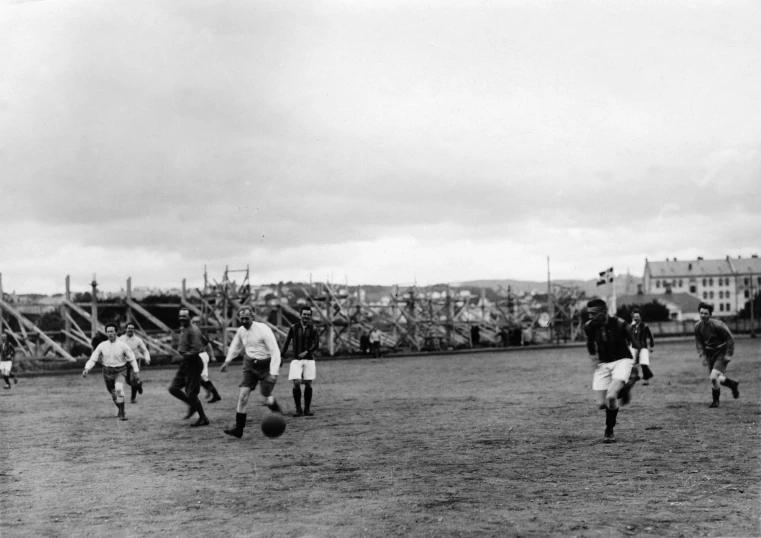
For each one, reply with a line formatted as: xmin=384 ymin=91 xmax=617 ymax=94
xmin=596 ymin=267 xmax=614 ymax=286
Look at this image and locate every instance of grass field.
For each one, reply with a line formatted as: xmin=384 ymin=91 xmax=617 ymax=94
xmin=1 ymin=339 xmax=759 ymax=538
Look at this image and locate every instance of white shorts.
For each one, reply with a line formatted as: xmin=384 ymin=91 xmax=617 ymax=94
xmin=0 ymin=361 xmax=11 ymax=375
xmin=593 ymin=359 xmax=634 ymax=391
xmin=629 ymin=347 xmax=651 ymax=366
xmin=199 ymin=352 xmax=210 ymax=382
xmin=288 ymin=359 xmax=316 ymax=381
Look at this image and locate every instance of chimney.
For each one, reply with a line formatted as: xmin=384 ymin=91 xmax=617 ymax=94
xmin=697 ymin=256 xmax=703 ymax=261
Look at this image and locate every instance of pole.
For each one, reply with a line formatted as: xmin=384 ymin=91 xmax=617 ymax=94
xmin=64 ymin=275 xmax=71 ymax=351
xmin=547 ymin=256 xmax=554 ymax=343
xmin=91 ymin=274 xmax=98 ymax=340
xmin=751 ymin=269 xmax=756 ymax=338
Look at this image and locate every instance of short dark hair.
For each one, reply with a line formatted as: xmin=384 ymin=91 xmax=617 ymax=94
xmin=300 ymin=305 xmax=312 ymax=314
xmin=126 ymin=322 xmax=136 ymax=329
xmin=587 ymin=298 xmax=607 ymax=309
xmin=698 ymin=302 xmax=713 ymax=314
xmin=104 ymin=322 xmax=118 ymax=332
xmin=631 ymin=307 xmax=641 ymax=315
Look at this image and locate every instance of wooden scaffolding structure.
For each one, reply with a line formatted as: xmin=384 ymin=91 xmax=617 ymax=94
xmin=0 ymin=270 xmax=587 ymax=362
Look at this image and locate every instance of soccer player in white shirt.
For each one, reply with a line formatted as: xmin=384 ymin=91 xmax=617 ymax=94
xmin=119 ymin=322 xmax=151 ymax=404
xmin=219 ymin=307 xmax=282 ymax=438
xmin=83 ymin=322 xmax=140 ymax=420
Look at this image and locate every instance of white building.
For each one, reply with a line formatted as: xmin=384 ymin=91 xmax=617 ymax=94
xmin=643 ymin=255 xmax=761 ymax=316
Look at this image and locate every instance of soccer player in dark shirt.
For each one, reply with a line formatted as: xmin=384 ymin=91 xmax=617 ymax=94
xmin=694 ymin=302 xmax=739 ymax=408
xmin=283 ymin=306 xmax=320 ymax=417
xmin=1 ymin=335 xmax=18 ymax=388
xmin=167 ymin=308 xmax=210 ymax=427
xmin=584 ymin=299 xmax=636 ymax=443
xmin=629 ymin=308 xmax=655 ymax=386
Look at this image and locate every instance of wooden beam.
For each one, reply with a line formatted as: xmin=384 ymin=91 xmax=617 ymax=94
xmin=0 ymin=299 xmax=77 ymax=362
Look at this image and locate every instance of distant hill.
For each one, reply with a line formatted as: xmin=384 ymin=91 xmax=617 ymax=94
xmin=453 ymin=275 xmax=643 ymax=297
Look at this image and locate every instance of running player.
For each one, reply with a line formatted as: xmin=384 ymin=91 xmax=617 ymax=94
xmin=584 ymin=299 xmax=636 ymax=443
xmin=695 ymin=302 xmax=740 ymax=408
xmin=119 ymin=322 xmax=151 ymax=403
xmin=82 ymin=322 xmax=140 ymax=420
xmin=0 ymin=335 xmax=18 ymax=389
xmin=220 ymin=307 xmax=282 ymax=439
xmin=168 ymin=308 xmax=211 ymax=427
xmin=629 ymin=308 xmax=655 ymax=386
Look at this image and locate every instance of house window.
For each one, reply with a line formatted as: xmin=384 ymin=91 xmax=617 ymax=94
xmin=746 ymin=290 xmax=750 ymax=298
xmin=656 ymin=280 xmax=660 ymax=288
xmin=709 ymin=278 xmax=714 ymax=286
xmin=745 ymin=278 xmax=750 ymax=286
xmin=757 ymin=277 xmax=761 ymax=285
xmin=725 ymin=278 xmax=730 ymax=286
xmin=710 ymin=291 xmax=714 ymax=299
xmin=678 ymin=279 xmax=683 ymax=287
xmin=726 ymin=303 xmax=731 ymax=311
xmin=690 ymin=285 xmax=697 ymax=293
xmin=718 ymin=291 xmax=723 ymax=299
xmin=702 ymin=278 xmax=707 ymax=286
xmin=719 ymin=304 xmax=724 ymax=311
xmin=703 ymin=292 xmax=708 ymax=299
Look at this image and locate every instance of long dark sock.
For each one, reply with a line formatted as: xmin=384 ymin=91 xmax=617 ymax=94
xmin=190 ymin=397 xmax=207 ymax=420
xmin=720 ymin=378 xmax=735 ymax=388
xmin=168 ymin=387 xmax=190 ymax=404
xmin=304 ymin=385 xmax=313 ymax=411
xmin=3 ymin=375 xmax=9 ymax=386
xmin=641 ymin=365 xmax=653 ymax=380
xmin=605 ymin=408 xmax=618 ymax=429
xmin=202 ymin=380 xmax=221 ymax=399
xmin=712 ymin=388 xmax=721 ymax=402
xmin=293 ymin=385 xmax=302 ymax=409
xmin=131 ymin=385 xmax=138 ymax=401
xmin=236 ymin=412 xmax=247 ymax=431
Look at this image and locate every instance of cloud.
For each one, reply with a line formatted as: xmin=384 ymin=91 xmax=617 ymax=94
xmin=0 ymin=0 xmax=760 ymax=293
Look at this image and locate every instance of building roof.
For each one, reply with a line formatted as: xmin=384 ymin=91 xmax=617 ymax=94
xmin=646 ymin=258 xmax=734 ymax=277
xmin=618 ymin=293 xmax=703 ymax=313
xmin=728 ymin=256 xmax=761 ymax=275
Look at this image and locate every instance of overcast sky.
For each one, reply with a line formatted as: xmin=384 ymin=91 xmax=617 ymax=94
xmin=1 ymin=0 xmax=759 ymax=295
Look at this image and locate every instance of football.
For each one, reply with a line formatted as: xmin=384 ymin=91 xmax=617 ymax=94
xmin=261 ymin=412 xmax=286 ymax=438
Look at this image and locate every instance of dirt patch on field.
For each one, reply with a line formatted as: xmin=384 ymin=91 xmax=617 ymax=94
xmin=1 ymin=340 xmax=759 ymax=537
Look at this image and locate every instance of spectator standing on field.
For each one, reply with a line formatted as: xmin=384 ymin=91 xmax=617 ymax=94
xmin=369 ymin=327 xmax=382 ymax=358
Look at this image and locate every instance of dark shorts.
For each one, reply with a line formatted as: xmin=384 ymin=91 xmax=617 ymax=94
xmin=169 ymin=354 xmax=203 ymax=400
xmin=240 ymin=357 xmax=275 ymax=396
xmin=706 ymin=350 xmax=730 ymax=374
xmin=102 ymin=365 xmax=129 ymax=393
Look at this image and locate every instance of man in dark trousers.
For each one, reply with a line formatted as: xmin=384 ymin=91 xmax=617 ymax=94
xmin=584 ymin=299 xmax=636 ymax=443
xmin=283 ymin=306 xmax=320 ymax=417
xmin=168 ymin=308 xmax=210 ymax=427
xmin=695 ymin=302 xmax=740 ymax=408
xmin=629 ymin=308 xmax=655 ymax=386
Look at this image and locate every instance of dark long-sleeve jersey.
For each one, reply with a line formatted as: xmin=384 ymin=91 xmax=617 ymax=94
xmin=630 ymin=322 xmax=654 ymax=350
xmin=584 ymin=316 xmax=634 ymax=363
xmin=694 ymin=318 xmax=735 ymax=358
xmin=281 ymin=323 xmax=319 ymax=360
